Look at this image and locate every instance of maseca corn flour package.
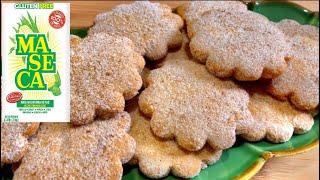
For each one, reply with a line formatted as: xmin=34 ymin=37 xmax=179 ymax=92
xmin=1 ymin=3 xmax=70 ymax=122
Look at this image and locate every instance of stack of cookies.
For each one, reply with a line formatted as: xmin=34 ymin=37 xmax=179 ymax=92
xmin=2 ymin=1 xmax=318 ymax=179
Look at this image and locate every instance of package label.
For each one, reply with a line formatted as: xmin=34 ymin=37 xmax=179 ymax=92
xmin=1 ymin=2 xmax=70 ymax=122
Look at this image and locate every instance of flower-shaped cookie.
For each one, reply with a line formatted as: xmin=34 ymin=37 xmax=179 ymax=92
xmin=128 ymin=103 xmax=222 ymax=178
xmin=71 ymin=33 xmax=145 ymax=125
xmin=1 ymin=122 xmax=39 ymax=164
xmin=246 ymin=91 xmax=314 ymax=143
xmin=138 ymin=44 xmax=261 ymax=151
xmin=268 ymin=19 xmax=319 ymax=110
xmin=89 ymin=1 xmax=183 ymax=60
xmin=13 ymin=112 xmax=136 ymax=180
xmin=187 ymin=9 xmax=290 ymax=81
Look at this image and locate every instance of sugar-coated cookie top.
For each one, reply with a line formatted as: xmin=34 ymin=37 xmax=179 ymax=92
xmin=178 ymin=1 xmax=247 ymax=22
xmin=89 ymin=1 xmax=183 ymax=60
xmin=247 ymin=91 xmax=314 ymax=143
xmin=1 ymin=122 xmax=39 ymax=164
xmin=13 ymin=112 xmax=136 ymax=180
xmin=70 ymin=33 xmax=145 ymax=125
xmin=129 ymin=107 xmax=222 ymax=179
xmin=188 ymin=9 xmax=290 ymax=81
xmin=276 ymin=19 xmax=319 ymax=41
xmin=139 ymin=37 xmax=263 ymax=151
xmin=269 ymin=19 xmax=319 ymax=110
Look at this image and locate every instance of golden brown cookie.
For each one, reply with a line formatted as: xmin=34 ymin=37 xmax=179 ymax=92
xmin=138 ymin=40 xmax=262 ymax=151
xmin=275 ymin=19 xmax=319 ymax=40
xmin=177 ymin=1 xmax=247 ymax=23
xmin=128 ymin=101 xmax=221 ymax=179
xmin=141 ymin=67 xmax=151 ymax=88
xmin=268 ymin=19 xmax=319 ymax=110
xmin=13 ymin=112 xmax=135 ymax=180
xmin=70 ymin=35 xmax=81 ymax=59
xmin=70 ymin=35 xmax=81 ymax=47
xmin=187 ymin=9 xmax=290 ymax=81
xmin=245 ymin=91 xmax=314 ymax=143
xmin=71 ymin=33 xmax=145 ymax=125
xmin=89 ymin=1 xmax=183 ymax=60
xmin=1 ymin=122 xmax=39 ymax=164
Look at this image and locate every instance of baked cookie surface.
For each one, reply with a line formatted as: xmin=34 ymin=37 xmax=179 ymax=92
xmin=138 ymin=38 xmax=262 ymax=151
xmin=89 ymin=1 xmax=183 ymax=60
xmin=177 ymin=1 xmax=247 ymax=23
xmin=187 ymin=9 xmax=290 ymax=81
xmin=70 ymin=35 xmax=81 ymax=47
xmin=128 ymin=103 xmax=221 ymax=179
xmin=269 ymin=19 xmax=319 ymax=110
xmin=71 ymin=33 xmax=145 ymax=125
xmin=246 ymin=91 xmax=314 ymax=143
xmin=13 ymin=112 xmax=135 ymax=180
xmin=1 ymin=122 xmax=39 ymax=164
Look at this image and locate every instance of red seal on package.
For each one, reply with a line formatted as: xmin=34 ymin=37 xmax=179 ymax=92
xmin=6 ymin=92 xmax=22 ymax=103
xmin=49 ymin=10 xmax=66 ymax=29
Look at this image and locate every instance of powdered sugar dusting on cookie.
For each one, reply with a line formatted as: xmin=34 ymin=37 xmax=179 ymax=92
xmin=13 ymin=112 xmax=136 ymax=180
xmin=275 ymin=19 xmax=319 ymax=41
xmin=70 ymin=33 xmax=145 ymax=125
xmin=1 ymin=122 xmax=39 ymax=164
xmin=178 ymin=1 xmax=247 ymax=23
xmin=187 ymin=9 xmax=290 ymax=81
xmin=246 ymin=91 xmax=314 ymax=143
xmin=269 ymin=19 xmax=319 ymax=110
xmin=139 ymin=39 xmax=263 ymax=151
xmin=89 ymin=1 xmax=183 ymax=60
xmin=128 ymin=104 xmax=222 ymax=178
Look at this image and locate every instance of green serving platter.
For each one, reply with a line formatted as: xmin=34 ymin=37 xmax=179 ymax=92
xmin=71 ymin=2 xmax=319 ymax=179
xmin=1 ymin=1 xmax=318 ymax=180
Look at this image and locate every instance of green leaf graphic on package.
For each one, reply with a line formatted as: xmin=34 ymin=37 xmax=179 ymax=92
xmin=11 ymin=12 xmax=61 ymax=96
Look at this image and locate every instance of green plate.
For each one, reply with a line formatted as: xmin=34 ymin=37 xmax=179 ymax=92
xmin=1 ymin=1 xmax=318 ymax=180
xmin=248 ymin=1 xmax=319 ymax=26
xmin=70 ymin=2 xmax=319 ymax=179
xmin=122 ymin=119 xmax=319 ymax=180
xmin=123 ymin=2 xmax=317 ymax=179
xmin=120 ymin=2 xmax=318 ymax=180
